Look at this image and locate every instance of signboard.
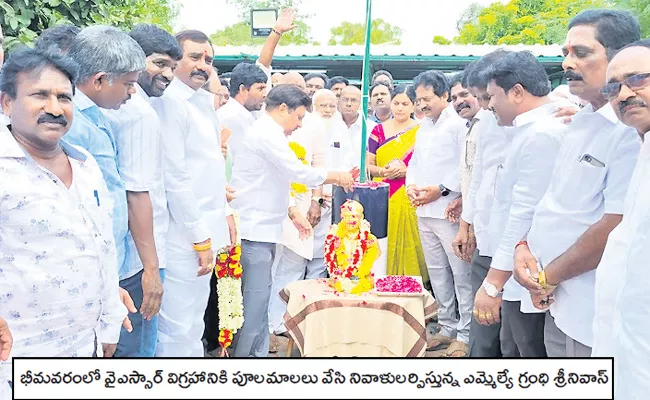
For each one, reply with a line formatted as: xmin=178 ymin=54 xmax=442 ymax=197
xmin=251 ymin=9 xmax=278 ymax=38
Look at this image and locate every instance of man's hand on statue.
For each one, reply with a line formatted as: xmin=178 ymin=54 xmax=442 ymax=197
xmin=512 ymin=244 xmax=545 ymax=295
xmin=412 ymin=186 xmax=440 ymax=206
xmin=195 ymin=244 xmax=215 ymax=277
xmin=307 ymin=201 xmax=322 ymax=227
xmin=119 ymin=287 xmax=137 ymax=333
xmin=444 ymin=197 xmax=462 ymax=223
xmin=531 ymin=291 xmax=554 ymax=311
xmin=554 ymin=105 xmax=579 ymax=124
xmin=349 ymin=166 xmax=360 ymax=181
xmin=274 ymin=8 xmax=297 ymax=34
xmin=473 ymin=287 xmax=501 ymax=326
xmin=291 ymin=212 xmax=313 ymax=240
xmin=226 ymin=214 xmax=237 ymax=247
xmin=140 ymin=267 xmax=163 ymax=320
xmin=102 ymin=343 xmax=117 ymax=358
xmin=226 ymin=185 xmax=236 ymax=202
xmin=0 ymin=317 xmax=13 ymax=361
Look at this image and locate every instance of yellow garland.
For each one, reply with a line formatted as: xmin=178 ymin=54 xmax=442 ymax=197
xmin=329 ymin=219 xmax=380 ymax=295
xmin=289 ymin=142 xmax=309 ymax=196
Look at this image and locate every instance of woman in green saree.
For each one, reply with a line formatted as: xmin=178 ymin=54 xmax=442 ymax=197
xmin=367 ymin=84 xmax=428 ymax=282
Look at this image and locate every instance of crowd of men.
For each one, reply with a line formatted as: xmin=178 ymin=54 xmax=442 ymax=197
xmin=0 ymin=6 xmax=649 ymax=398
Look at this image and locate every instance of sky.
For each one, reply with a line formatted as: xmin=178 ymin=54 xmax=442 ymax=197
xmin=175 ymin=0 xmax=500 ymax=46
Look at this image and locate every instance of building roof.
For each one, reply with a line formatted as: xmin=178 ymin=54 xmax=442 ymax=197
xmin=212 ymin=44 xmax=566 ymax=83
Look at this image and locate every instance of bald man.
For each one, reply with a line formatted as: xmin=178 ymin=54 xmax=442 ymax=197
xmin=282 ymin=71 xmax=307 ymax=92
xmin=271 ymin=72 xmax=284 ymax=87
xmin=338 ymin=85 xmax=376 ymax=168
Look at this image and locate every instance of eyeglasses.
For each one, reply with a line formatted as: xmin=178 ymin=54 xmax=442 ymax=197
xmin=601 ymin=72 xmax=650 ymax=100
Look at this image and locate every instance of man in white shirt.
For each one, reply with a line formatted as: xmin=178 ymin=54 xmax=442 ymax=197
xmin=230 ymin=85 xmax=357 ymax=357
xmin=406 ymin=71 xmax=471 ymax=357
xmin=338 ymin=85 xmax=377 ymax=168
xmin=513 ymin=9 xmax=641 ymax=358
xmin=152 ymin=30 xmax=235 ymax=357
xmin=102 ymin=24 xmax=182 ymax=357
xmin=473 ymin=51 xmax=570 ymax=357
xmin=454 ymin=51 xmax=514 ymax=358
xmin=0 ymin=48 xmax=126 ymax=388
xmin=268 ymin=86 xmax=328 ymax=345
xmin=592 ymin=39 xmax=650 ymax=398
xmin=309 ymin=89 xmax=355 ymax=278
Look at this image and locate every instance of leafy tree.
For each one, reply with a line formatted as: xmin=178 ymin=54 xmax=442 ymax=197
xmin=328 ymin=19 xmax=402 ymax=45
xmin=615 ymin=0 xmax=650 ymax=37
xmin=456 ymin=3 xmax=484 ymax=32
xmin=220 ymin=0 xmax=315 ymax=45
xmin=432 ymin=35 xmax=452 ymax=45
xmin=454 ymin=0 xmax=609 ymax=45
xmin=0 ymin=0 xmax=178 ymax=50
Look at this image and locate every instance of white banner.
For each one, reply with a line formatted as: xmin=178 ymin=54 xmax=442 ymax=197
xmin=11 ymin=358 xmax=613 ymax=399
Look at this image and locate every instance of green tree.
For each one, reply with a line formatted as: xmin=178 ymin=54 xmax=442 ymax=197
xmin=432 ymin=35 xmax=452 ymax=45
xmin=615 ymin=0 xmax=650 ymax=37
xmin=0 ymin=0 xmax=178 ymax=50
xmin=220 ymin=0 xmax=315 ymax=45
xmin=328 ymin=19 xmax=402 ymax=45
xmin=454 ymin=0 xmax=609 ymax=45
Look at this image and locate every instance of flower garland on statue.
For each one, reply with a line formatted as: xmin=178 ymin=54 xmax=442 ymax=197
xmin=324 ymin=219 xmax=380 ymax=295
xmin=289 ymin=141 xmax=309 ymax=196
xmin=215 ymin=244 xmax=244 ymax=355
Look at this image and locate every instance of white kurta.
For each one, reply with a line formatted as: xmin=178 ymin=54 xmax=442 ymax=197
xmin=152 ymin=79 xmax=229 ymax=357
xmin=593 ymin=136 xmax=649 ymax=399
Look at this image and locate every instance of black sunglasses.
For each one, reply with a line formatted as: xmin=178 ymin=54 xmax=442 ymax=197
xmin=601 ymin=72 xmax=650 ymax=100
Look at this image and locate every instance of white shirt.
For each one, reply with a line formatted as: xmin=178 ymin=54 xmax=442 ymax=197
xmin=280 ymin=112 xmax=327 ymax=259
xmin=460 ymin=117 xmax=479 ymax=199
xmin=103 ymin=84 xmax=169 ymax=279
xmin=153 ymin=78 xmax=229 ymax=252
xmin=217 ymin=97 xmax=255 ymax=161
xmin=343 ymin=113 xmax=376 ymax=169
xmin=0 ymin=127 xmax=126 ymax=381
xmin=528 ymin=103 xmax=639 ymax=346
xmin=460 ymin=109 xmax=511 ymax=256
xmin=323 ymin=115 xmax=355 ymax=194
xmin=488 ymin=102 xmax=567 ymax=309
xmin=405 ymin=106 xmax=466 ymax=219
xmin=592 ymin=137 xmax=649 ymax=399
xmin=230 ymin=114 xmax=328 ymax=244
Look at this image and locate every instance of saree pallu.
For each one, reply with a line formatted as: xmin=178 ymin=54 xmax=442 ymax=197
xmin=369 ymin=125 xmax=428 ymax=282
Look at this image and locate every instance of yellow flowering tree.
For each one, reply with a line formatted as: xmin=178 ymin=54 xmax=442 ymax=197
xmin=454 ymin=0 xmax=610 ymax=45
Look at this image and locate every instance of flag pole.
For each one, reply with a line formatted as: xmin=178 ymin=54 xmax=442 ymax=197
xmin=358 ymin=0 xmax=372 ymax=183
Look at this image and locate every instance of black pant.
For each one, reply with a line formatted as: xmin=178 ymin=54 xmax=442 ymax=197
xmin=500 ymin=300 xmax=547 ymax=357
xmin=203 ymin=273 xmax=220 ymax=352
xmin=468 ymin=249 xmax=503 ymax=357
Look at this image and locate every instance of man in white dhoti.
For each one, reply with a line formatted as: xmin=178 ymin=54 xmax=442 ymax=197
xmin=592 ymin=39 xmax=650 ymax=399
xmin=230 ymin=85 xmax=357 ymax=358
xmin=153 ymin=30 xmax=234 ymax=357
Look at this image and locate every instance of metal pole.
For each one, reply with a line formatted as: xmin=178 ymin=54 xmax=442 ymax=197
xmin=359 ymin=0 xmax=372 ymax=183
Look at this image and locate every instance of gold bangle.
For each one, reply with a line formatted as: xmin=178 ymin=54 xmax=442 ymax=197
xmin=193 ymin=241 xmax=212 ymax=252
xmin=538 ymin=270 xmax=548 ymax=288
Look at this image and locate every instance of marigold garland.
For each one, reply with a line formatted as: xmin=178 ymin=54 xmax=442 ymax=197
xmin=215 ymin=244 xmax=244 ymax=351
xmin=289 ymin=141 xmax=309 ymax=196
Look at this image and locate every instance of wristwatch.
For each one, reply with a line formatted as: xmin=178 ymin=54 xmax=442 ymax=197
xmin=482 ymin=280 xmax=503 ymax=298
xmin=438 ymin=184 xmax=450 ymax=197
xmin=312 ymin=196 xmax=324 ymax=207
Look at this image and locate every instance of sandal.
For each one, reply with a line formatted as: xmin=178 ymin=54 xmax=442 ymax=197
xmin=444 ymin=341 xmax=468 ymax=358
xmin=426 ymin=332 xmax=454 ymax=351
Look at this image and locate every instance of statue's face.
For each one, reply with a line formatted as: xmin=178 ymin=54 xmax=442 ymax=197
xmin=340 ymin=201 xmax=363 ymax=231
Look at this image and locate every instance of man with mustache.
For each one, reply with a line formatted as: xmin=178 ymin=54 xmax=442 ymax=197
xmin=474 ymin=51 xmax=572 ymax=358
xmin=100 ymin=24 xmax=182 ymax=357
xmin=407 ymin=71 xmax=471 ymax=357
xmin=512 ymin=9 xmax=641 ymax=358
xmin=151 ymin=30 xmax=235 ymax=357
xmin=64 ymin=26 xmax=147 ymax=358
xmin=369 ymin=82 xmax=392 ymax=124
xmin=453 ymin=50 xmax=513 ymax=358
xmin=0 ymin=48 xmax=126 ymax=389
xmin=338 ymin=85 xmax=377 ymax=168
xmin=446 ymin=73 xmax=481 ymax=226
xmin=304 ymin=73 xmax=329 ymax=99
xmin=593 ymin=39 xmax=650 ymax=398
